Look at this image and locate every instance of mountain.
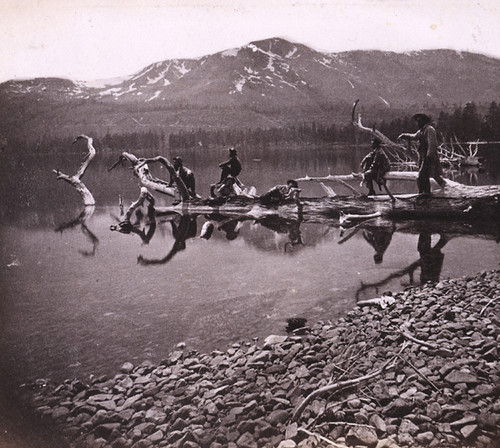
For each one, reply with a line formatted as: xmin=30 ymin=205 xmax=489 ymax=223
xmin=1 ymin=38 xmax=500 ymax=139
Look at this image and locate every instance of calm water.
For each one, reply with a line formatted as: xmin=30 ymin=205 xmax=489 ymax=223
xmin=0 ymin=143 xmax=499 ymax=386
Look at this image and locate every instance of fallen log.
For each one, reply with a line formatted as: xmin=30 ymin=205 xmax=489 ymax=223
xmin=150 ymin=187 xmax=499 ymax=223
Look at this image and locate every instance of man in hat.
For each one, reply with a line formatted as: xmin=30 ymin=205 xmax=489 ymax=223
xmin=398 ymin=114 xmax=445 ymax=195
xmin=168 ymin=156 xmax=197 ymax=198
xmin=218 ymin=147 xmax=242 ymax=183
xmin=360 ymin=137 xmax=391 ymax=196
xmin=259 ymin=179 xmax=301 ymax=205
xmin=210 ymin=147 xmax=243 ymax=197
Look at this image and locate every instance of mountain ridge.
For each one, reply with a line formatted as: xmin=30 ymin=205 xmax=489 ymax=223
xmin=1 ymin=37 xmax=499 ymax=139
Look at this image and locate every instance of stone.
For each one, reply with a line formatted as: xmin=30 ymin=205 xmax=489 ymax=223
xmin=266 ymin=409 xmax=290 ymax=425
xmin=51 ymin=406 xmax=70 ymax=420
xmin=399 ymin=419 xmax=420 ymax=436
xmin=236 ymin=432 xmax=258 ymax=448
xmin=397 ymin=432 xmax=414 ymax=445
xmin=384 ymin=398 xmax=413 ymax=417
xmin=264 ymin=335 xmax=288 ymax=346
xmin=345 ymin=426 xmax=378 ymax=448
xmin=425 ymin=402 xmax=442 ymax=420
xmin=145 ymin=407 xmax=167 ymax=424
xmin=285 ymin=423 xmax=298 ymax=439
xmin=94 ymin=423 xmax=121 ymax=439
xmin=170 ymin=417 xmax=189 ymax=432
xmin=369 ymin=414 xmax=387 ymax=434
xmin=460 ymin=424 xmax=478 ymax=439
xmin=444 ymin=371 xmax=479 ymax=384
xmin=277 ymin=440 xmax=297 ymax=448
xmin=416 ymin=431 xmax=435 ymax=445
xmin=121 ymin=362 xmax=135 ymax=373
xmin=147 ymin=430 xmax=163 ymax=443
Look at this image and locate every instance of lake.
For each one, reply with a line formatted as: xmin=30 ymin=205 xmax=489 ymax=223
xmin=0 ymin=143 xmax=499 ymax=387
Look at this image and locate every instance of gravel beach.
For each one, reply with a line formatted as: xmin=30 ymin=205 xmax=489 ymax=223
xmin=11 ymin=269 xmax=500 ymax=448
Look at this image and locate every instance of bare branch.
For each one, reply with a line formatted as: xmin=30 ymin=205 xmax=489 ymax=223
xmin=292 ymin=355 xmax=398 ymax=421
xmin=52 ymin=135 xmax=96 ymax=206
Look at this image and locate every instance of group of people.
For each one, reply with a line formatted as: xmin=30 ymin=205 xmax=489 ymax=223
xmin=168 ymin=146 xmax=300 ymax=203
xmin=166 ymin=111 xmax=445 ymax=202
xmin=360 ymin=112 xmax=445 ymax=196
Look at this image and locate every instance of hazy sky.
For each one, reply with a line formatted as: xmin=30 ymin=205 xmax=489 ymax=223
xmin=1 ymin=0 xmax=499 ymax=83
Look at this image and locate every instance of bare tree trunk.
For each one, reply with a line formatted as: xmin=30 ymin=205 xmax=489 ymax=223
xmin=52 ymin=135 xmax=96 ymax=205
xmin=109 ymin=153 xmax=188 ymax=200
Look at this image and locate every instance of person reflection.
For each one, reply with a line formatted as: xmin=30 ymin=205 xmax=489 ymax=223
xmin=361 ymin=222 xmax=396 ymax=264
xmin=417 ymin=232 xmax=450 ymax=284
xmin=200 ymin=214 xmax=244 ymax=241
xmin=256 ymin=216 xmax=304 ymax=253
xmin=137 ymin=214 xmax=198 ymax=265
xmin=55 ymin=205 xmax=99 ymax=256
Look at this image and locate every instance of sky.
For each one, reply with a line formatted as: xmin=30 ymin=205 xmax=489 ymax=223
xmin=1 ymin=0 xmax=499 ymax=83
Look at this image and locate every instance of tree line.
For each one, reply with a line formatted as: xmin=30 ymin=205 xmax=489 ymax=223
xmin=167 ymin=101 xmax=500 ymax=149
xmin=5 ymin=101 xmax=500 ymax=154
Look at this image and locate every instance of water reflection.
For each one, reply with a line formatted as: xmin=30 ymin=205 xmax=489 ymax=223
xmin=417 ymin=232 xmax=449 ymax=284
xmin=55 ymin=205 xmax=99 ymax=256
xmin=351 ymin=219 xmax=498 ymax=301
xmin=137 ymin=214 xmax=198 ymax=265
xmin=1 ymin=144 xmax=499 ymax=386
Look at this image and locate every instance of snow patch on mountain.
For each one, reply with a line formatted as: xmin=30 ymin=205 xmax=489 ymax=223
xmin=176 ymin=62 xmax=191 ymax=76
xmin=99 ymin=86 xmax=122 ymax=96
xmin=285 ymin=47 xmax=298 ymax=59
xmin=230 ymin=76 xmax=246 ymax=94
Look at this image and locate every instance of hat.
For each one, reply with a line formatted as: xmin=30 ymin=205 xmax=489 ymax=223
xmin=173 ymin=156 xmax=183 ymax=163
xmin=371 ymin=137 xmax=382 ymax=147
xmin=412 ymin=113 xmax=431 ymax=123
xmin=287 ymin=179 xmax=298 ymax=189
xmin=229 ymin=147 xmax=237 ymax=155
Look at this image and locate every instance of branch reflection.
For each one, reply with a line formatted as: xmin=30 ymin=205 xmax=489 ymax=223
xmin=55 ymin=205 xmax=99 ymax=256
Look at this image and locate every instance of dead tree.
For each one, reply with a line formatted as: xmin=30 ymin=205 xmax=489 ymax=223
xmin=108 ymin=153 xmax=190 ymax=200
xmin=52 ymin=135 xmax=96 ymax=205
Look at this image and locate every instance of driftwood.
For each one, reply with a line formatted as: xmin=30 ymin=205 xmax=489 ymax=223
xmin=291 ymin=354 xmax=401 ymax=421
xmin=108 ymin=153 xmax=189 ymax=200
xmin=52 ymin=135 xmax=96 ymax=205
xmin=352 ymin=99 xmax=486 ymax=169
xmin=351 ymin=99 xmax=407 ymax=153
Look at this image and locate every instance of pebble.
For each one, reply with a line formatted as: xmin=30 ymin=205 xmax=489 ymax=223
xmin=21 ymin=270 xmax=500 ymax=448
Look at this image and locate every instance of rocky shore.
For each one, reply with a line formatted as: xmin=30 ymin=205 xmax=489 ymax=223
xmin=23 ymin=270 xmax=499 ymax=448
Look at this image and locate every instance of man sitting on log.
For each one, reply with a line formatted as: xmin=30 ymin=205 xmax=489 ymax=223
xmin=360 ymin=137 xmax=391 ymax=196
xmin=218 ymin=147 xmax=242 ymax=183
xmin=168 ymin=157 xmax=197 ymax=199
xmin=210 ymin=147 xmax=244 ymax=198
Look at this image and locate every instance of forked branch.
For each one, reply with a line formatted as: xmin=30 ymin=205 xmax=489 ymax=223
xmin=52 ymin=135 xmax=96 ymax=205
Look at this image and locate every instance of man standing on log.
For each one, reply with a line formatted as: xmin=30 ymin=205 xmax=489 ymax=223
xmin=398 ymin=113 xmax=445 ymax=195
